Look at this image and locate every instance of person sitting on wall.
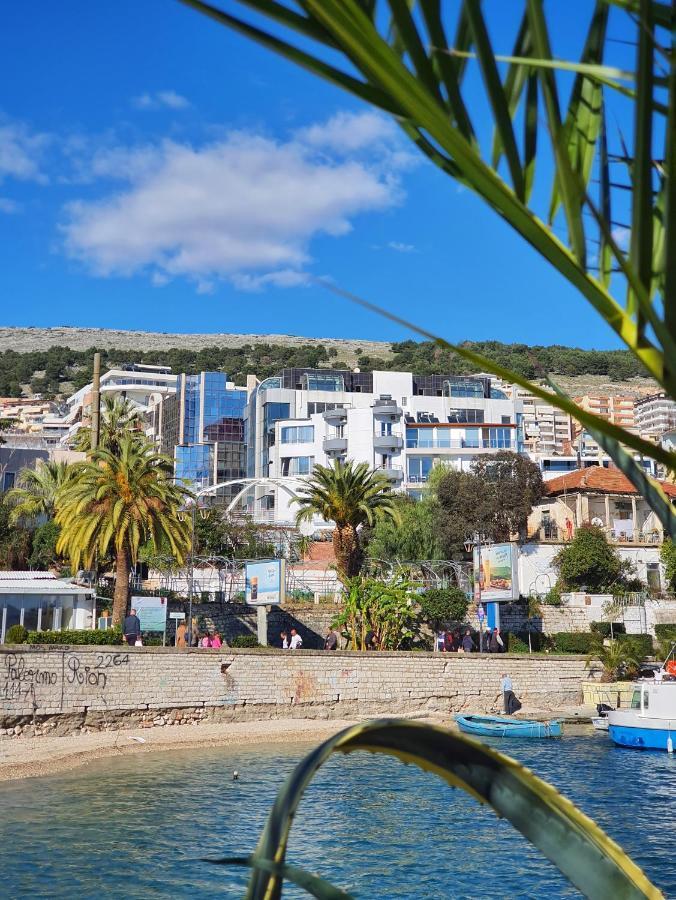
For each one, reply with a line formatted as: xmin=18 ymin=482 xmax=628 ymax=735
xmin=443 ymin=630 xmax=456 ymax=653
xmin=200 ymin=633 xmax=212 ymax=648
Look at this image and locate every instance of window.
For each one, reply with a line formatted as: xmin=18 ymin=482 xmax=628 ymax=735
xmin=406 ymin=428 xmax=419 ymax=448
xmin=407 ymin=457 xmax=433 ymax=483
xmin=281 ymin=456 xmax=314 ymax=476
xmin=501 ymin=415 xmax=511 ymax=424
xmin=281 ymin=425 xmax=314 ymax=443
xmin=2 ymin=472 xmax=15 ymax=491
xmin=487 ymin=427 xmax=512 ymax=449
xmin=448 ymin=408 xmax=484 ymax=424
xmin=379 ymin=421 xmax=393 ymax=436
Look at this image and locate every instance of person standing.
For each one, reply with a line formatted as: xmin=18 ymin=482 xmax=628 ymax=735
xmin=175 ymin=621 xmax=187 ymax=648
xmin=324 ymin=627 xmax=338 ymax=650
xmin=461 ymin=629 xmax=475 ymax=653
xmin=211 ymin=631 xmax=222 ymax=649
xmin=289 ymin=627 xmax=303 ymax=650
xmin=501 ymin=673 xmax=521 ymax=715
xmin=490 ymin=627 xmax=505 ymax=653
xmin=123 ymin=607 xmax=141 ymax=646
xmin=280 ymin=630 xmax=289 ymax=649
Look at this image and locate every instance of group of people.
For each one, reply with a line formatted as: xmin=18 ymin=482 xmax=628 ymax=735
xmin=174 ymin=621 xmax=222 ymax=648
xmin=438 ymin=627 xmax=506 ymax=654
xmin=280 ymin=628 xmax=303 ymax=649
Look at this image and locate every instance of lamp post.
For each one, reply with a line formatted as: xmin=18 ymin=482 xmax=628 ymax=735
xmin=464 ymin=532 xmax=485 ymax=652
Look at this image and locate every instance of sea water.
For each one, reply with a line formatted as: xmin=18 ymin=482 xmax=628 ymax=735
xmin=1 ymin=730 xmax=675 ymax=898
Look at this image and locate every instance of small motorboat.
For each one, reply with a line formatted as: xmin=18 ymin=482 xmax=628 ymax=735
xmin=455 ymin=714 xmax=562 ymax=738
xmin=591 ymin=717 xmax=610 ymax=732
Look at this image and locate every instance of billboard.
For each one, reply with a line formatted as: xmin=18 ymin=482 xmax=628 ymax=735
xmin=132 ymin=596 xmax=168 ymax=632
xmin=245 ymin=560 xmax=285 ymax=606
xmin=473 ymin=543 xmax=519 ymax=601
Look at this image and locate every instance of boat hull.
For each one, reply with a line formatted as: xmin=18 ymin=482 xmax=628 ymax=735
xmin=608 ymin=724 xmax=674 ymax=751
xmin=455 ymin=715 xmax=562 ymax=739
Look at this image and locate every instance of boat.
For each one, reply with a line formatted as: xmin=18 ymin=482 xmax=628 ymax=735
xmin=607 ymin=681 xmax=676 ymax=751
xmin=455 ymin=714 xmax=562 ymax=738
xmin=591 ymin=716 xmax=609 ymax=732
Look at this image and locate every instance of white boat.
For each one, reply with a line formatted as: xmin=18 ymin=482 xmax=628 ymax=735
xmin=591 ymin=716 xmax=609 ymax=732
xmin=607 ymin=681 xmax=676 ymax=751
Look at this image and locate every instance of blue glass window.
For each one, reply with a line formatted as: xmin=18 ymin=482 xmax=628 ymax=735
xmin=487 ymin=427 xmax=512 ymax=449
xmin=175 ymin=444 xmax=213 ymax=489
xmin=281 ymin=456 xmax=314 ymax=476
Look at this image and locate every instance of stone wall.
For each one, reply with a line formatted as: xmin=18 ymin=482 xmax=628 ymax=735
xmin=1 ymin=645 xmax=589 ymax=734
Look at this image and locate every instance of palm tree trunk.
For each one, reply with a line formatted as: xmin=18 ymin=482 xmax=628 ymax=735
xmin=333 ymin=525 xmax=361 ymax=579
xmin=112 ymin=549 xmax=130 ymax=626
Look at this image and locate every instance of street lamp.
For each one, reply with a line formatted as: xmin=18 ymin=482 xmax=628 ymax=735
xmin=464 ymin=532 xmax=486 ymax=652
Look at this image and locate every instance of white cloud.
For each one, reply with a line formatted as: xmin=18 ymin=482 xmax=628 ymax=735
xmin=132 ymin=91 xmax=190 ymax=111
xmin=0 ymin=120 xmax=50 ymax=184
xmin=0 ymin=197 xmax=20 ymax=214
xmin=611 ymin=225 xmax=631 ymax=250
xmin=297 ymin=110 xmax=398 ymax=154
xmin=387 ymin=241 xmax=417 ymax=253
xmin=62 ymin=114 xmax=409 ymax=290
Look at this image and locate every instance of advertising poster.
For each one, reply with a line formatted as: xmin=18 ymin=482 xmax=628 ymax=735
xmin=132 ymin=596 xmax=168 ymax=632
xmin=245 ymin=560 xmax=285 ymax=606
xmin=472 ymin=543 xmax=518 ymax=601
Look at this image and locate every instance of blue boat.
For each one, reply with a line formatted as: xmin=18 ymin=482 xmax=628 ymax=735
xmin=455 ymin=714 xmax=562 ymax=739
xmin=608 ymin=681 xmax=676 ymax=751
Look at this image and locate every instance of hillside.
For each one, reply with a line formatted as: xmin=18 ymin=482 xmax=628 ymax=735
xmin=0 ymin=327 xmax=660 ymax=400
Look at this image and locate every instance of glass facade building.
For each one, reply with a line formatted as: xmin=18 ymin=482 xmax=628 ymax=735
xmin=170 ymin=372 xmax=247 ymax=501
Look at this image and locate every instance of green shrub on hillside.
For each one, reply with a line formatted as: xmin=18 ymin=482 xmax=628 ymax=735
xmin=590 ymin=622 xmax=626 ymax=638
xmin=27 ymin=628 xmax=122 ymax=645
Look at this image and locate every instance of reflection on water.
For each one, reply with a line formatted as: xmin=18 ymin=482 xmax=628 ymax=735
xmin=1 ymin=731 xmax=675 ymax=898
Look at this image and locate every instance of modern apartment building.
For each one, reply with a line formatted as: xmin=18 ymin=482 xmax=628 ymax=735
xmin=155 ymin=371 xmax=247 ymax=499
xmin=244 ymin=368 xmax=523 ymax=524
xmin=634 ymin=391 xmax=676 ymax=438
xmin=511 ymin=389 xmax=573 ymax=455
xmin=572 ymin=393 xmax=637 ymax=435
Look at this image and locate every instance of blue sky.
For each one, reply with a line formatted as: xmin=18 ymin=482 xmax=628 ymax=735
xmin=0 ymin=1 xmax=630 ymax=348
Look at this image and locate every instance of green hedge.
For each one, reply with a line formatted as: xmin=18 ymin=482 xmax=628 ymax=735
xmin=27 ymin=628 xmax=123 ymax=645
xmin=654 ymin=625 xmax=676 ymax=642
xmin=4 ymin=624 xmax=28 ymax=644
xmin=618 ymin=633 xmax=653 ymax=659
xmin=505 ymin=630 xmax=552 ymax=653
xmin=230 ymin=634 xmax=260 ymax=648
xmin=550 ymin=632 xmax=597 ymax=653
xmin=590 ymin=622 xmax=626 ymax=638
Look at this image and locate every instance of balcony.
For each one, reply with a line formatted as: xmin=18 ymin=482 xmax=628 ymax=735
xmin=406 ymin=438 xmax=514 ymax=450
xmin=373 ymin=433 xmax=404 ymax=450
xmin=377 ymin=464 xmax=404 ymax=482
xmin=322 ymin=406 xmax=348 ymax=423
xmin=372 ymin=398 xmax=403 ymax=417
xmin=323 ymin=436 xmax=348 ymax=454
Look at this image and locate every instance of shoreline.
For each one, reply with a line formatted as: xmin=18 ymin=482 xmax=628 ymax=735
xmin=0 ymin=707 xmax=594 ymax=782
xmin=0 ymin=718 xmax=364 ymax=782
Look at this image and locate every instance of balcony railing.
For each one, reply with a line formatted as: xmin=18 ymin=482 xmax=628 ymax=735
xmin=406 ymin=438 xmax=515 ymax=450
xmin=372 ymin=398 xmax=403 ymax=416
xmin=373 ymin=433 xmax=404 ymax=450
xmin=323 ymin=436 xmax=348 ymax=453
xmin=377 ymin=464 xmax=404 ymax=481
xmin=533 ymin=524 xmax=663 ymax=546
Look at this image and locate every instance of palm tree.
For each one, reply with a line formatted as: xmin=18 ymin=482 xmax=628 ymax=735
xmin=293 ymin=460 xmax=400 ymax=579
xmin=72 ymin=395 xmax=144 ymax=454
xmin=55 ymin=435 xmax=192 ymax=625
xmin=6 ymin=460 xmax=77 ymax=525
xmin=587 ymin=639 xmax=639 ymax=683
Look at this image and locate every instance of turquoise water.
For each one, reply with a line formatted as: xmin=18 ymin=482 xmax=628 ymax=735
xmin=1 ymin=730 xmax=675 ymax=898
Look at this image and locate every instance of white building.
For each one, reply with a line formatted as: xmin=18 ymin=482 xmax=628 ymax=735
xmin=242 ymin=368 xmax=523 ymax=525
xmin=635 ymin=391 xmax=676 ymax=438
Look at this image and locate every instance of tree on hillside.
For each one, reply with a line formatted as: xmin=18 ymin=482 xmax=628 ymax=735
xmin=293 ymin=460 xmax=400 ymax=579
xmin=554 ymin=525 xmax=638 ymax=593
xmin=661 ymin=540 xmax=676 ymax=593
xmin=55 ymin=436 xmax=192 ymax=625
xmin=6 ymin=460 xmax=77 ymax=525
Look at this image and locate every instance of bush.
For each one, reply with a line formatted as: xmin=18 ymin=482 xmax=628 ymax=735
xmin=543 ymin=586 xmax=563 ymax=607
xmin=417 ymin=587 xmax=470 ymax=630
xmin=618 ymin=633 xmax=653 ymax=659
xmin=505 ymin=630 xmax=552 ymax=653
xmin=590 ymin=621 xmax=626 ymax=638
xmin=551 ymin=632 xmax=597 ymax=653
xmin=506 ymin=632 xmax=530 ymax=653
xmin=27 ymin=628 xmax=123 ymax=645
xmin=230 ymin=634 xmax=261 ymax=648
xmin=5 ymin=624 xmax=28 ymax=644
xmin=655 ymin=624 xmax=676 ymax=643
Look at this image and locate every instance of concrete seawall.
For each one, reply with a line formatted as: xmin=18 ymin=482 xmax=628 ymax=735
xmin=1 ymin=646 xmax=589 ymax=734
